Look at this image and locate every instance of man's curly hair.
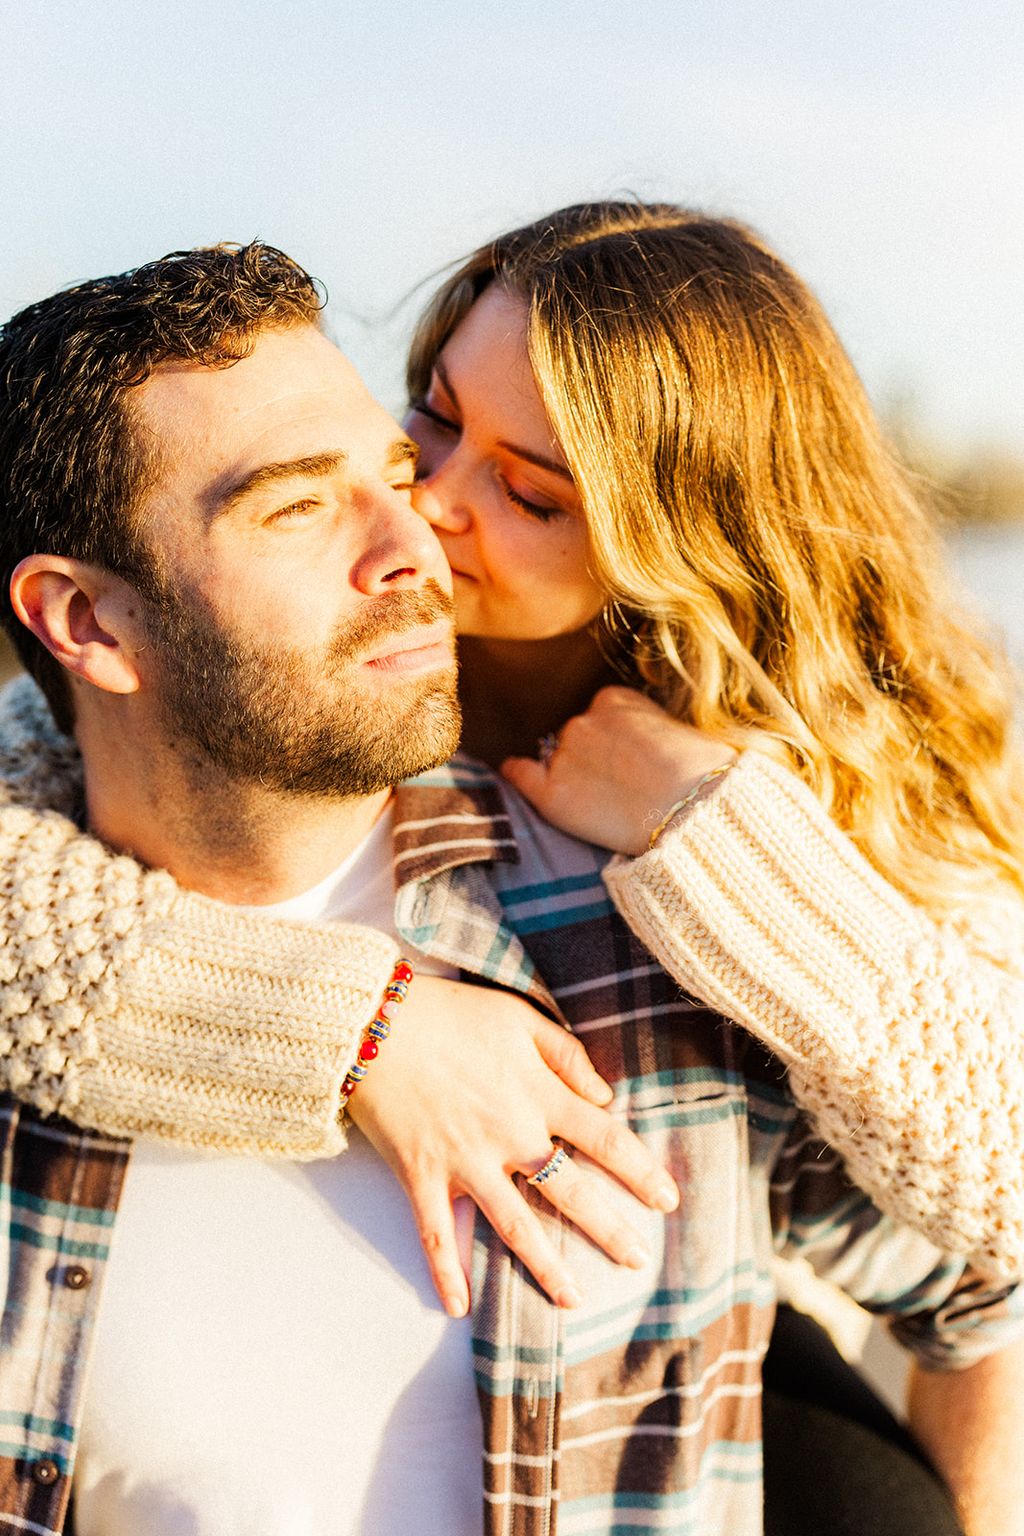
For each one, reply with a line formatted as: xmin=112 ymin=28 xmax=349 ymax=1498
xmin=0 ymin=241 xmax=324 ymax=729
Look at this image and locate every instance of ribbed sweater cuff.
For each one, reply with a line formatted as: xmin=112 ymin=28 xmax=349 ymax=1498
xmin=75 ymin=892 xmax=401 ymax=1158
xmin=603 ymin=750 xmax=932 ymax=1070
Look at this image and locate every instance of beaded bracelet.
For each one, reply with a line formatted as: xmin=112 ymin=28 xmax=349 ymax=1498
xmin=338 ymin=958 xmax=414 ymax=1108
xmin=647 ymin=762 xmax=736 ymax=851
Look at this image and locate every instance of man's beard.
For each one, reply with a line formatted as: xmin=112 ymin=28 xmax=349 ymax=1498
xmin=143 ymin=578 xmax=461 ymax=798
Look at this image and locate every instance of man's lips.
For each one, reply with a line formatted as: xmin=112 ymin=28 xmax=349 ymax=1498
xmin=362 ymin=621 xmax=456 ymax=673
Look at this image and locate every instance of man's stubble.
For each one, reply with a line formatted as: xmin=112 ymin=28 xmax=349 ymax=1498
xmin=144 ymin=577 xmax=462 ymax=800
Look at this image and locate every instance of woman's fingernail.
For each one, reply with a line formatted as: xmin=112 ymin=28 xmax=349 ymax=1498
xmin=445 ymin=1294 xmax=468 ymax=1318
xmin=624 ymin=1244 xmax=649 ymax=1269
xmin=556 ymin=1284 xmax=584 ymax=1309
xmin=654 ymin=1179 xmax=679 ymax=1212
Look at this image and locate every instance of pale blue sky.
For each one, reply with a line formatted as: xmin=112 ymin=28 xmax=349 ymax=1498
xmin=4 ymin=0 xmax=1022 ymax=450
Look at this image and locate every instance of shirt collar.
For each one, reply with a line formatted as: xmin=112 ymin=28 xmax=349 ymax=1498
xmin=391 ymin=755 xmax=562 ymax=1020
xmin=391 ymin=754 xmax=521 ymax=888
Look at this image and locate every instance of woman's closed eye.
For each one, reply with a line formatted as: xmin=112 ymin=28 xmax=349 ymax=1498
xmin=409 ymin=400 xmax=459 ymax=436
xmin=408 ymin=395 xmax=565 ymax=521
xmin=498 ymin=475 xmax=561 ymax=522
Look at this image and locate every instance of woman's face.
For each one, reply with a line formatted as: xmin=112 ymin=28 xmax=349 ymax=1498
xmin=406 ymin=286 xmax=605 ymax=642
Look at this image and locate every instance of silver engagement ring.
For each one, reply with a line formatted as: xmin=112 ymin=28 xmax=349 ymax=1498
xmin=527 ymin=1143 xmax=570 ymax=1186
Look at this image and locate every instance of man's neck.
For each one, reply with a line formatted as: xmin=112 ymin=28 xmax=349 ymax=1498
xmin=77 ymin=703 xmax=391 ymax=905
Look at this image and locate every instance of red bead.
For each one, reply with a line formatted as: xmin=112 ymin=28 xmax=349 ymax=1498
xmin=393 ymin=962 xmax=414 ymax=984
xmin=358 ymin=1039 xmax=379 ymax=1062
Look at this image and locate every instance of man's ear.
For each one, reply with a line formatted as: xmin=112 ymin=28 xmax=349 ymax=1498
xmin=9 ymin=555 xmax=147 ymax=696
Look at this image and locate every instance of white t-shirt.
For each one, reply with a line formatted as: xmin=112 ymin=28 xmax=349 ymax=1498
xmin=74 ymin=803 xmax=483 ymax=1536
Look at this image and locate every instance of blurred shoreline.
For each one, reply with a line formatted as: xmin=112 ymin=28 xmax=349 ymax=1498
xmin=910 ymin=447 xmax=1024 ymax=528
xmin=885 ymin=399 xmax=1024 ymax=527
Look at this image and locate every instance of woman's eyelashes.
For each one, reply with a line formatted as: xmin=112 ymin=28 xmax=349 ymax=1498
xmin=409 ymin=398 xmax=562 ymax=522
xmin=498 ymin=476 xmax=560 ymax=522
xmin=410 ymin=399 xmax=458 ymax=435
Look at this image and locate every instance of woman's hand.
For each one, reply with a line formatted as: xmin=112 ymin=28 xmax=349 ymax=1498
xmin=347 ymin=973 xmax=679 ymax=1318
xmin=501 ymin=685 xmax=738 ymax=854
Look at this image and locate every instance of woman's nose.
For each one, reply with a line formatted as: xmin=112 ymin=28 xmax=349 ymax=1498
xmin=413 ymin=476 xmax=472 ymax=535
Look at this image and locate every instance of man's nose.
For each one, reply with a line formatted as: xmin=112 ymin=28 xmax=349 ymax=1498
xmin=350 ymin=485 xmax=453 ymax=596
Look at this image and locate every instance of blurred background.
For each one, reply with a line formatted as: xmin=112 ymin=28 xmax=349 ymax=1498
xmin=2 ymin=0 xmax=1023 ymax=676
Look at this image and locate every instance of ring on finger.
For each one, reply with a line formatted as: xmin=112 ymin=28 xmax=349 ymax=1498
xmin=537 ymin=732 xmax=560 ymax=765
xmin=527 ymin=1141 xmax=571 ymax=1187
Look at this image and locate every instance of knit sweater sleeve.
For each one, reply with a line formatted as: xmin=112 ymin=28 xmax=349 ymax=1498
xmin=603 ymin=750 xmax=1024 ymax=1278
xmin=0 ymin=677 xmax=399 ymax=1158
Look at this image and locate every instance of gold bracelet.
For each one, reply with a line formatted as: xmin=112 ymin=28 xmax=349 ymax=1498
xmin=647 ymin=763 xmax=735 ymax=851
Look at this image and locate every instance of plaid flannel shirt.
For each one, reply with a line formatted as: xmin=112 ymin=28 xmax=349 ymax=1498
xmin=1 ymin=755 xmax=1021 ymax=1536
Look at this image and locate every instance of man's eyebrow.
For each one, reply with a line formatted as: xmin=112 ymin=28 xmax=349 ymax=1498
xmin=212 ymin=451 xmax=349 ymax=515
xmin=434 ymin=355 xmax=572 ymax=484
xmin=210 ymin=438 xmax=417 ymax=518
xmin=386 ymin=436 xmax=420 ymax=470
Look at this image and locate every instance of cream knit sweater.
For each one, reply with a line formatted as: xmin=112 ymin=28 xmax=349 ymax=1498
xmin=0 ymin=678 xmax=398 ymax=1157
xmin=605 ymin=751 xmax=1024 ymax=1279
xmin=0 ymin=680 xmax=1021 ymax=1275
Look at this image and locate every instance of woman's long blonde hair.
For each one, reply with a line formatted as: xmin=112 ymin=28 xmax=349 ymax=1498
xmin=408 ymin=201 xmax=1024 ymax=913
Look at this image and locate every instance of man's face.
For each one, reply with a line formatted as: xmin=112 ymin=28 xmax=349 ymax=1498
xmin=130 ymin=324 xmax=460 ymax=797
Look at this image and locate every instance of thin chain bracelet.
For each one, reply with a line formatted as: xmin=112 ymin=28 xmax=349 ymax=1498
xmin=338 ymin=958 xmax=414 ymax=1109
xmin=647 ymin=762 xmax=736 ymax=851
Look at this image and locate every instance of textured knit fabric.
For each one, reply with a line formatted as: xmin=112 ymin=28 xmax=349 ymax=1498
xmin=604 ymin=750 xmax=1024 ymax=1279
xmin=0 ymin=678 xmax=399 ymax=1157
xmin=1 ymin=759 xmax=1021 ymax=1536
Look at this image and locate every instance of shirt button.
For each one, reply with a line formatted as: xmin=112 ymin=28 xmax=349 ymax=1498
xmin=31 ymin=1458 xmax=60 ymax=1486
xmin=63 ymin=1264 xmax=91 ymax=1291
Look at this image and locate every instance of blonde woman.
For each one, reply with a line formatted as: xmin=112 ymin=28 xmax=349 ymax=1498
xmin=0 ymin=199 xmax=1023 ymax=1337
xmin=406 ymin=201 xmax=1024 ymax=1290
